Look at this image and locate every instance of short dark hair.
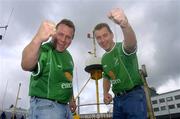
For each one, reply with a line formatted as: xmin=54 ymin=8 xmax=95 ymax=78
xmin=56 ymin=19 xmax=75 ymax=38
xmin=93 ymin=23 xmax=112 ymax=37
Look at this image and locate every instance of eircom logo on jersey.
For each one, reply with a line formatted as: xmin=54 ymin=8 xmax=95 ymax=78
xmin=61 ymin=72 xmax=73 ymax=89
xmin=61 ymin=83 xmax=72 ymax=89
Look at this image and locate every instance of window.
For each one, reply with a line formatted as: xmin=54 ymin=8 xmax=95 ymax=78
xmin=160 ymin=106 xmax=166 ymax=111
xmin=159 ymin=98 xmax=165 ymax=103
xmin=152 ymin=100 xmax=158 ymax=104
xmin=168 ymin=105 xmax=175 ymax=109
xmin=177 ymin=103 xmax=180 ymax=108
xmin=175 ymin=95 xmax=180 ymax=100
xmin=166 ymin=97 xmax=173 ymax=102
xmin=153 ymin=107 xmax=159 ymax=112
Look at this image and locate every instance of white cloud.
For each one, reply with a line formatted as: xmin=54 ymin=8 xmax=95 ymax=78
xmin=157 ymin=76 xmax=180 ymax=94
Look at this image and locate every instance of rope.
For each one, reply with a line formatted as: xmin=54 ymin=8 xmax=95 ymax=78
xmin=75 ymin=67 xmax=79 ymax=93
xmin=75 ymin=77 xmax=91 ymax=100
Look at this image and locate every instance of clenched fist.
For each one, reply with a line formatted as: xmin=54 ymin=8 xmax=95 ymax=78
xmin=69 ymin=99 xmax=77 ymax=113
xmin=34 ymin=21 xmax=56 ymax=43
xmin=104 ymin=93 xmax=113 ymax=105
xmin=108 ymin=8 xmax=128 ymax=28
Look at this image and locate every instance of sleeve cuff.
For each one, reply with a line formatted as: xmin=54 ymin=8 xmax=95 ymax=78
xmin=122 ymin=41 xmax=137 ymax=56
xmin=31 ymin=62 xmax=41 ymax=77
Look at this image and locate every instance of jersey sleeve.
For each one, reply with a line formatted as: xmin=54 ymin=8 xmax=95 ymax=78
xmin=31 ymin=46 xmax=47 ymax=77
xmin=103 ymin=72 xmax=111 ymax=80
xmin=121 ymin=41 xmax=137 ymax=56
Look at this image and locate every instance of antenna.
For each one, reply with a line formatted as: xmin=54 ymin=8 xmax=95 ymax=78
xmin=0 ymin=8 xmax=14 ymax=40
xmin=0 ymin=25 xmax=8 ymax=40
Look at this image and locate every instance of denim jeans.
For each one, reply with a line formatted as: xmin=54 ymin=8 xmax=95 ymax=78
xmin=28 ymin=97 xmax=72 ymax=119
xmin=113 ymin=86 xmax=147 ymax=119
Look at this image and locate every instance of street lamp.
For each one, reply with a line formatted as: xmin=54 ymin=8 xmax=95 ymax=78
xmin=85 ymin=33 xmax=103 ymax=113
xmin=12 ymin=83 xmax=21 ymax=119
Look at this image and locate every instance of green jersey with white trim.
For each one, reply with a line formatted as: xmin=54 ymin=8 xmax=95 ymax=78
xmin=29 ymin=42 xmax=74 ymax=103
xmin=102 ymin=42 xmax=143 ymax=94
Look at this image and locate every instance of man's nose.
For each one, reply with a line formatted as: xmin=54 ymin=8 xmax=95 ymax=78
xmin=97 ymin=38 xmax=104 ymax=44
xmin=61 ymin=36 xmax=66 ymax=42
xmin=100 ymin=38 xmax=105 ymax=43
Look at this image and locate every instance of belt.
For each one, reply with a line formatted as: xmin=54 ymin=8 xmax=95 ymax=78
xmin=31 ymin=96 xmax=67 ymax=105
xmin=115 ymin=85 xmax=141 ymax=97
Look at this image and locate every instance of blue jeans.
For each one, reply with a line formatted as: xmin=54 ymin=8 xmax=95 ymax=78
xmin=29 ymin=97 xmax=72 ymax=119
xmin=113 ymin=86 xmax=147 ymax=119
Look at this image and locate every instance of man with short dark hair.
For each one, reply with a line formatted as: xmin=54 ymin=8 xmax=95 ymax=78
xmin=21 ymin=19 xmax=76 ymax=119
xmin=93 ymin=8 xmax=147 ymax=119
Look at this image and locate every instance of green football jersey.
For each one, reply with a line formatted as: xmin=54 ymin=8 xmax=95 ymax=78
xmin=102 ymin=42 xmax=143 ymax=94
xmin=29 ymin=42 xmax=74 ymax=103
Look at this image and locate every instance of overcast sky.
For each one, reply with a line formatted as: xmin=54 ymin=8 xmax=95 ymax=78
xmin=0 ymin=0 xmax=180 ymax=114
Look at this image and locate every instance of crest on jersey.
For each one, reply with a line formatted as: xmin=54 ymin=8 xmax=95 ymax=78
xmin=108 ymin=71 xmax=116 ymax=80
xmin=64 ymin=72 xmax=72 ymax=81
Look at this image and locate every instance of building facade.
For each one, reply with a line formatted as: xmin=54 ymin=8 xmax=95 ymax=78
xmin=151 ymin=89 xmax=180 ymax=119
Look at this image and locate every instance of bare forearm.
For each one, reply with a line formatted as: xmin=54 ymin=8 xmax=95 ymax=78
xmin=21 ymin=37 xmax=42 ymax=71
xmin=103 ymin=78 xmax=111 ymax=95
xmin=71 ymin=92 xmax=75 ymax=101
xmin=108 ymin=8 xmax=137 ymax=53
xmin=121 ymin=23 xmax=137 ymax=53
xmin=21 ymin=21 xmax=56 ymax=71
